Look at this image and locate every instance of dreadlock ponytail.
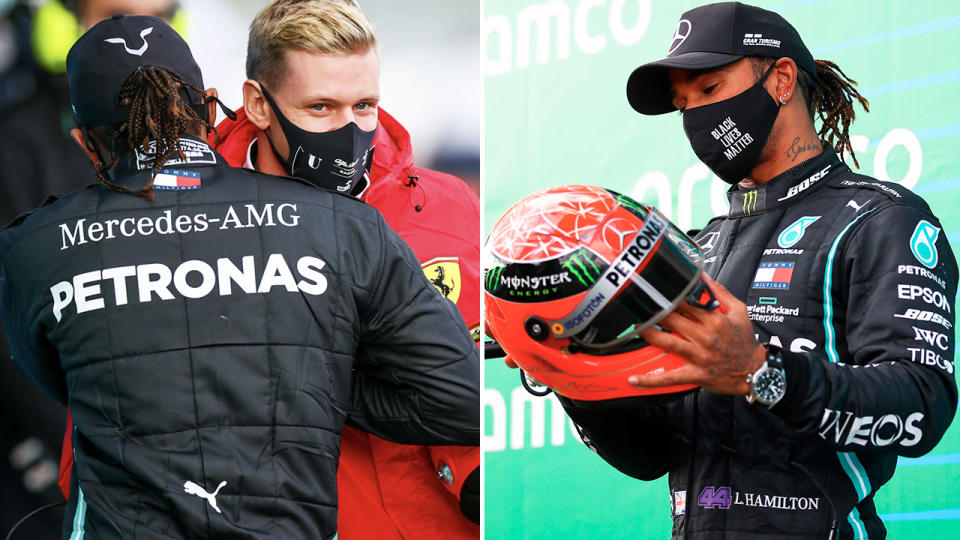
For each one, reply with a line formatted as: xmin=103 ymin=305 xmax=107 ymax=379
xmin=802 ymin=59 xmax=870 ymax=168
xmin=87 ymin=66 xmax=207 ymax=200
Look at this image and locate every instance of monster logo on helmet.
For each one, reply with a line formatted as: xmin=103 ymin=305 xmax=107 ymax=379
xmin=484 ymin=185 xmax=720 ymax=402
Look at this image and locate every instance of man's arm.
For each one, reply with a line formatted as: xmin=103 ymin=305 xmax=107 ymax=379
xmin=631 ymin=204 xmax=958 ymax=457
xmin=557 ymin=395 xmax=680 ymax=481
xmin=347 ymin=213 xmax=479 ymax=447
xmin=771 ymin=204 xmax=958 ymax=456
xmin=0 ymin=260 xmax=67 ymax=405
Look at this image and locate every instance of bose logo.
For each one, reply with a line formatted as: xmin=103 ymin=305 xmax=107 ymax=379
xmin=777 ymin=165 xmax=831 ymax=202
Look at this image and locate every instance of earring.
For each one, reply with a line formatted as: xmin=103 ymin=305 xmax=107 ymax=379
xmin=779 ymin=93 xmax=791 ymax=105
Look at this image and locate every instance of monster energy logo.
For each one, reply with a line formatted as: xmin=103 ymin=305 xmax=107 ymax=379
xmin=742 ymin=190 xmax=759 ymax=215
xmin=563 ymin=252 xmax=600 ymax=287
xmin=484 ymin=266 xmax=504 ymax=291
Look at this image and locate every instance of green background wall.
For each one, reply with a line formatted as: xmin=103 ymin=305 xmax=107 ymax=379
xmin=483 ymin=1 xmax=960 ymax=538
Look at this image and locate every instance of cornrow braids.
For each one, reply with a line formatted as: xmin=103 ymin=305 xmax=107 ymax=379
xmin=749 ymin=56 xmax=870 ymax=168
xmin=87 ymin=66 xmax=207 ymax=200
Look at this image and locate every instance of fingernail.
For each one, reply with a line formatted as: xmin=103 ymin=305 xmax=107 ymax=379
xmin=628 ymin=376 xmax=639 ymax=385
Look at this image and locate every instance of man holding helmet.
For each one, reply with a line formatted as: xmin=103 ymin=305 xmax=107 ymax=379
xmin=486 ymin=2 xmax=957 ymax=538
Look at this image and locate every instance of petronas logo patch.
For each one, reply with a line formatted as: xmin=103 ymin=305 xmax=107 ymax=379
xmin=422 ymin=256 xmax=461 ymax=303
xmin=910 ymin=220 xmax=940 ymax=269
xmin=778 ymin=216 xmax=820 ymax=248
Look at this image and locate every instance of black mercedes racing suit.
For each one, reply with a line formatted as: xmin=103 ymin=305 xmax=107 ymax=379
xmin=0 ymin=138 xmax=480 ymax=540
xmin=561 ymin=148 xmax=958 ymax=539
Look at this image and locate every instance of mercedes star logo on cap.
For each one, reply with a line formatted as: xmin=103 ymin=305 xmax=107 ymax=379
xmin=668 ymin=19 xmax=692 ymax=55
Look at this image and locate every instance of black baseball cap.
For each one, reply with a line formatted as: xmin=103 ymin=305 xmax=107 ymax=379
xmin=67 ymin=13 xmax=203 ymax=126
xmin=626 ymin=2 xmax=816 ymax=115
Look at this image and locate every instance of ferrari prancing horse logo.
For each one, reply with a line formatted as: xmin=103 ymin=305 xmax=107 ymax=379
xmin=422 ymin=256 xmax=461 ymax=303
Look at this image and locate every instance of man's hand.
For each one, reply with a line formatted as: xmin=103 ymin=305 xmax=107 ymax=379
xmin=628 ymin=275 xmax=766 ymax=396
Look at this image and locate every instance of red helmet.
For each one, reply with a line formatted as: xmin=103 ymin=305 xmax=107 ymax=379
xmin=485 ymin=185 xmax=712 ymax=402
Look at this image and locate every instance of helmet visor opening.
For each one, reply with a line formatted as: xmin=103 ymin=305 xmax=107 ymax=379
xmin=556 ymin=213 xmax=703 ymax=352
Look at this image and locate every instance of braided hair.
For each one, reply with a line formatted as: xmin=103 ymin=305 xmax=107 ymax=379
xmin=750 ymin=57 xmax=870 ymax=168
xmin=85 ymin=66 xmax=207 ymax=199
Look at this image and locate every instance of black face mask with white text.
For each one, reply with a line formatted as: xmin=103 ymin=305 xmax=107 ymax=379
xmin=681 ymin=64 xmax=780 ymax=185
xmin=259 ymin=84 xmax=375 ymax=198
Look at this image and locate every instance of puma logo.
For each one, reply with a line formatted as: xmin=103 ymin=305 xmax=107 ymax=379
xmin=846 ymin=200 xmax=865 ymax=212
xmin=104 ymin=27 xmax=153 ymax=56
xmin=183 ymin=480 xmax=227 ymax=514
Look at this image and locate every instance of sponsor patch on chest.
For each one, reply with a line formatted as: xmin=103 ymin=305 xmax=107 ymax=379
xmin=153 ymin=169 xmax=201 ymax=190
xmin=751 ymin=261 xmax=795 ymax=290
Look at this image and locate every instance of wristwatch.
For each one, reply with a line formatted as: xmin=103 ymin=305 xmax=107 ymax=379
xmin=745 ymin=344 xmax=786 ymax=408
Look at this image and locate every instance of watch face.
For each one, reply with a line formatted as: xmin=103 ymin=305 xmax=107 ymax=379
xmin=755 ymin=369 xmax=786 ymax=404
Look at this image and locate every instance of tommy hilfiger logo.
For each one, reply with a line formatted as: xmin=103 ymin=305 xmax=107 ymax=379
xmin=751 ymin=261 xmax=795 ymax=290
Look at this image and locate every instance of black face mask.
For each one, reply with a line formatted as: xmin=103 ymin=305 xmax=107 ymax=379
xmin=681 ymin=63 xmax=780 ymax=185
xmin=259 ymin=84 xmax=375 ymax=198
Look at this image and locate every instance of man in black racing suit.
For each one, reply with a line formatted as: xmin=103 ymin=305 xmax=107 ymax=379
xmin=0 ymin=15 xmax=479 ymax=540
xmin=559 ymin=3 xmax=957 ymax=539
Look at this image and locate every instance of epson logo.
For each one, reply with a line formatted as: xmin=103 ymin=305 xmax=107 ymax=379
xmin=897 ymin=284 xmax=952 ymax=313
xmin=818 ymin=409 xmax=923 ymax=448
xmin=777 ymin=164 xmax=831 ymax=201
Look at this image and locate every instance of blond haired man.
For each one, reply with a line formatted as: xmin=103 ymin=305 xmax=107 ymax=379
xmin=214 ymin=1 xmax=481 ymax=538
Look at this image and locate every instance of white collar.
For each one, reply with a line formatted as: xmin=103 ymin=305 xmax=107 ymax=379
xmin=244 ymin=138 xmax=257 ymax=170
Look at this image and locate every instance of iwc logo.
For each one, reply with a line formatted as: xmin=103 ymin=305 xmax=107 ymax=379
xmin=422 ymin=256 xmax=461 ymax=303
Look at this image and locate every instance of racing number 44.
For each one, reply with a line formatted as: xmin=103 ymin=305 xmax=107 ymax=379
xmin=698 ymin=486 xmax=733 ymax=510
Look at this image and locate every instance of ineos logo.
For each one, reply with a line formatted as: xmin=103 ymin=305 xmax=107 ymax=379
xmin=668 ymin=19 xmax=691 ymax=55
